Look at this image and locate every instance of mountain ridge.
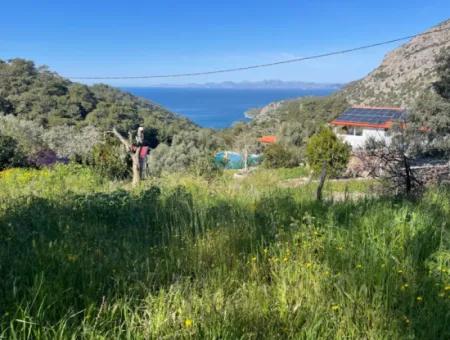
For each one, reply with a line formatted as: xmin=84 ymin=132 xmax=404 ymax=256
xmin=141 ymin=80 xmax=343 ymax=90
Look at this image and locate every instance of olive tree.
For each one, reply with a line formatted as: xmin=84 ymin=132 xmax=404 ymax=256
xmin=306 ymin=127 xmax=351 ymax=200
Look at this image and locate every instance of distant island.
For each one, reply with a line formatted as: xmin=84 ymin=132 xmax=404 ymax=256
xmin=145 ymin=80 xmax=344 ymax=90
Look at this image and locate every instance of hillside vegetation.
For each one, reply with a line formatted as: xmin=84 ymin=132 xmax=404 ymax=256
xmin=0 ymin=165 xmax=448 ymax=338
xmin=0 ymin=58 xmax=196 ymax=136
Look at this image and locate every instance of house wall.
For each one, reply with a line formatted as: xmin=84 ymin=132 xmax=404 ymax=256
xmin=335 ymin=127 xmax=391 ymax=149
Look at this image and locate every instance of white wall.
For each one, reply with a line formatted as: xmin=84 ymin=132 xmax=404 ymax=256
xmin=335 ymin=128 xmax=391 ymax=150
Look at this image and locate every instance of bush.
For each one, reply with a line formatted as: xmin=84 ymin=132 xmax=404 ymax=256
xmin=27 ymin=148 xmax=59 ymax=168
xmin=90 ymin=140 xmax=129 ymax=180
xmin=189 ymin=154 xmax=223 ymax=180
xmin=0 ymin=134 xmax=26 ymax=170
xmin=263 ymin=143 xmax=296 ymax=168
xmin=305 ymin=127 xmax=351 ymax=177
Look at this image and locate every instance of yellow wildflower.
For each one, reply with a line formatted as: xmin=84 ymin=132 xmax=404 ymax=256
xmin=184 ymin=319 xmax=193 ymax=328
xmin=331 ymin=304 xmax=339 ymax=311
xmin=251 ymin=256 xmax=257 ymax=262
xmin=400 ymin=284 xmax=409 ymax=291
xmin=444 ymin=285 xmax=450 ymax=291
xmin=416 ymin=296 xmax=423 ymax=302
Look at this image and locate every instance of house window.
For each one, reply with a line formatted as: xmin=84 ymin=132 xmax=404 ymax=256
xmin=345 ymin=126 xmax=363 ymax=136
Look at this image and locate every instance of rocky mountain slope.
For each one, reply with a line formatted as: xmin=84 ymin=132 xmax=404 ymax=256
xmin=340 ymin=19 xmax=450 ymax=107
xmin=246 ymin=19 xmax=450 ymax=125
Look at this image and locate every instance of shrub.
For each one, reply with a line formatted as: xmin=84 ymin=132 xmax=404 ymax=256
xmin=306 ymin=127 xmax=351 ymax=178
xmin=263 ymin=143 xmax=296 ymax=168
xmin=27 ymin=148 xmax=59 ymax=168
xmin=189 ymin=154 xmax=223 ymax=180
xmin=90 ymin=140 xmax=129 ymax=180
xmin=0 ymin=134 xmax=26 ymax=170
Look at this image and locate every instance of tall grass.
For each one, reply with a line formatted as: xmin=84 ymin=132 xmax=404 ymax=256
xmin=0 ymin=165 xmax=449 ymax=339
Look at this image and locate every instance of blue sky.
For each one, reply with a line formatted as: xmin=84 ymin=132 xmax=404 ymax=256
xmin=1 ymin=0 xmax=449 ymax=86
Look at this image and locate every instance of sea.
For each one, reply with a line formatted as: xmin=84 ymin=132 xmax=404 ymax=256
xmin=123 ymin=87 xmax=336 ymax=129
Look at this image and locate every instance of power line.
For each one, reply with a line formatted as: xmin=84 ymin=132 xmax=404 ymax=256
xmin=66 ymin=26 xmax=450 ymax=79
xmin=1 ymin=26 xmax=449 ymax=80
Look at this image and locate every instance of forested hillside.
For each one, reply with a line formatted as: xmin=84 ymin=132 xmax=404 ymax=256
xmin=0 ymin=59 xmax=196 ymax=136
xmin=0 ymin=59 xmax=229 ymax=175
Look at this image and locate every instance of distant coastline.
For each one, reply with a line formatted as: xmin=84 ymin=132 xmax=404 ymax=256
xmin=124 ymin=87 xmax=337 ymax=128
xmin=131 ymin=80 xmax=344 ymax=90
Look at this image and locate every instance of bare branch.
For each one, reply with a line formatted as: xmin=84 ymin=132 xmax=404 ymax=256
xmin=112 ymin=127 xmax=131 ymax=150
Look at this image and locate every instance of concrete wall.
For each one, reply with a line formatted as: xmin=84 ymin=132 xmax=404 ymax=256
xmin=335 ymin=127 xmax=391 ymax=150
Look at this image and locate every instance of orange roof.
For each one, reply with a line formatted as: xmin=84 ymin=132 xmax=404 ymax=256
xmin=330 ymin=120 xmax=393 ymax=129
xmin=257 ymin=135 xmax=277 ymax=144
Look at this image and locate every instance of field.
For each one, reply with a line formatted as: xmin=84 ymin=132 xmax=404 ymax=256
xmin=0 ymin=165 xmax=449 ymax=339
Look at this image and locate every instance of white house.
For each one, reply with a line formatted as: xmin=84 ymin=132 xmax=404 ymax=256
xmin=330 ymin=106 xmax=406 ymax=150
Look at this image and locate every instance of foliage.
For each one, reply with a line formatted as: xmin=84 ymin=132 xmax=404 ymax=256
xmin=0 ymin=166 xmax=448 ymax=338
xmin=362 ymin=133 xmax=423 ymax=196
xmin=42 ymin=125 xmax=101 ymax=161
xmin=149 ymin=129 xmax=225 ymax=175
xmin=410 ymin=49 xmax=450 ymax=156
xmin=305 ymin=127 xmax=351 ymax=177
xmin=90 ymin=138 xmax=130 ymax=180
xmin=0 ymin=134 xmax=26 ymax=170
xmin=27 ymin=148 xmax=59 ymax=168
xmin=0 ymin=58 xmax=198 ymax=142
xmin=189 ymin=154 xmax=224 ymax=180
xmin=263 ymin=143 xmax=296 ymax=168
xmin=433 ymin=47 xmax=450 ymax=100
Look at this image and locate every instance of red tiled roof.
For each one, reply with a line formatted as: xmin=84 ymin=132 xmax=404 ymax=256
xmin=257 ymin=135 xmax=277 ymax=144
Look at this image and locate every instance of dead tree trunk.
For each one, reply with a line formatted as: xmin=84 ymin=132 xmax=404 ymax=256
xmin=243 ymin=148 xmax=248 ymax=172
xmin=316 ymin=161 xmax=327 ymax=201
xmin=112 ymin=127 xmax=141 ymax=187
xmin=403 ymin=155 xmax=412 ymax=194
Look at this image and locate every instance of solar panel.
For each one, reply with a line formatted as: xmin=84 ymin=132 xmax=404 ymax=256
xmin=334 ymin=107 xmax=406 ymax=125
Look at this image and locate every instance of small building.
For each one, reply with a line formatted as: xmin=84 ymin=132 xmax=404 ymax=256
xmin=330 ymin=106 xmax=406 ymax=149
xmin=257 ymin=135 xmax=277 ymax=144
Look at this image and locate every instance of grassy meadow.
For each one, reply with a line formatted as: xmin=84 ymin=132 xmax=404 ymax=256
xmin=0 ymin=165 xmax=449 ymax=339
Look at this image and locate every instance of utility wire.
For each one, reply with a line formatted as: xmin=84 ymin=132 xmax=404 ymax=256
xmin=2 ymin=26 xmax=449 ymax=80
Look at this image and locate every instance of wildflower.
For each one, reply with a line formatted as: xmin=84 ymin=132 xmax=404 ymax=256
xmin=416 ymin=296 xmax=423 ymax=302
xmin=251 ymin=256 xmax=257 ymax=262
xmin=397 ymin=270 xmax=403 ymax=274
xmin=400 ymin=284 xmax=409 ymax=291
xmin=403 ymin=316 xmax=410 ymax=325
xmin=331 ymin=304 xmax=339 ymax=311
xmin=356 ymin=264 xmax=363 ymax=269
xmin=184 ymin=319 xmax=193 ymax=328
xmin=263 ymin=248 xmax=268 ymax=255
xmin=306 ymin=262 xmax=312 ymax=269
xmin=283 ymin=257 xmax=288 ymax=262
xmin=444 ymin=285 xmax=450 ymax=291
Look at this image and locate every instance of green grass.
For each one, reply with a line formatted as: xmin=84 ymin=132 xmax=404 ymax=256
xmin=0 ymin=165 xmax=449 ymax=339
